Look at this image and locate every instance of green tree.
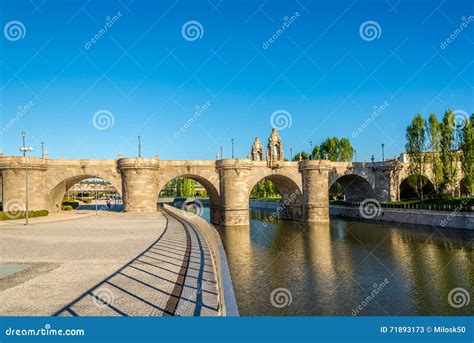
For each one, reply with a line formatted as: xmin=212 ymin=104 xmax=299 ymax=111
xmin=317 ymin=137 xmax=354 ymax=162
xmin=460 ymin=114 xmax=474 ymax=195
xmin=405 ymin=114 xmax=427 ymax=199
xmin=440 ymin=110 xmax=459 ymax=196
xmin=319 ymin=137 xmax=339 ymax=161
xmin=293 ymin=151 xmax=309 ymax=161
xmin=426 ymin=114 xmax=443 ymax=197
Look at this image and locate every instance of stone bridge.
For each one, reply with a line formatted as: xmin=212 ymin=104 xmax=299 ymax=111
xmin=0 ymin=156 xmax=467 ymax=226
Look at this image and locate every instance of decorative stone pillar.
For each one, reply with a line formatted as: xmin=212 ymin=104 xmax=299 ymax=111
xmin=217 ymin=159 xmax=253 ymax=226
xmin=299 ymin=160 xmax=331 ymax=223
xmin=0 ymin=157 xmax=48 ymax=211
xmin=117 ymin=158 xmax=160 ymax=212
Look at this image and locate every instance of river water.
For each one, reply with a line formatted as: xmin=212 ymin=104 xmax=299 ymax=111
xmin=198 ymin=207 xmax=473 ymax=316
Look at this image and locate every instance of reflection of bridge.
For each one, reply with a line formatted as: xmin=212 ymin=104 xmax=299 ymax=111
xmin=0 ymin=156 xmax=466 ymax=226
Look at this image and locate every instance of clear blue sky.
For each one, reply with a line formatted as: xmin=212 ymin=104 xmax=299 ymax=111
xmin=1 ymin=0 xmax=473 ymax=161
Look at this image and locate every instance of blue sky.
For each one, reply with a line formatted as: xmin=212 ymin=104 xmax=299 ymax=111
xmin=0 ymin=0 xmax=473 ymax=161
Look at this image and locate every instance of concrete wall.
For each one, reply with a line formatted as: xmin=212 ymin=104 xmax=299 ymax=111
xmin=330 ymin=205 xmax=473 ymax=230
xmin=163 ymin=204 xmax=239 ymax=316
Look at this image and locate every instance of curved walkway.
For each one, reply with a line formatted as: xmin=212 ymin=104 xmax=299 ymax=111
xmin=55 ymin=208 xmax=220 ymax=316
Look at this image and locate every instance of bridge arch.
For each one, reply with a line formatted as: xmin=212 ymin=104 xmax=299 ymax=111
xmin=248 ymin=173 xmax=303 ymax=221
xmin=399 ymin=174 xmax=435 ymax=200
xmin=46 ymin=173 xmax=122 ymax=212
xmin=157 ymin=173 xmax=221 ymax=224
xmin=329 ymin=174 xmax=375 ymax=202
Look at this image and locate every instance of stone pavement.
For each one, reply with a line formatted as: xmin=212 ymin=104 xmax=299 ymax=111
xmin=0 ymin=208 xmax=220 ymax=316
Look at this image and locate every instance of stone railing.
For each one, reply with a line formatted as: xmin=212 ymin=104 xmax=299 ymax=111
xmin=162 ymin=204 xmax=239 ymax=316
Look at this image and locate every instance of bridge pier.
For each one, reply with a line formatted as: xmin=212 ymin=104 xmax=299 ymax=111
xmin=300 ymin=160 xmax=331 ymax=223
xmin=217 ymin=159 xmax=253 ymax=226
xmin=0 ymin=157 xmax=48 ymax=212
xmin=118 ymin=158 xmax=160 ymax=213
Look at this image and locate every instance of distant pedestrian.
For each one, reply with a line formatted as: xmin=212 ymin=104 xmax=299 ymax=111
xmin=106 ymin=198 xmax=111 ymax=210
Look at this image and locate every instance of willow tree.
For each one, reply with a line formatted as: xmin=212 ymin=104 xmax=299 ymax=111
xmin=440 ymin=110 xmax=459 ymax=196
xmin=406 ymin=114 xmax=427 ymax=199
xmin=426 ymin=114 xmax=443 ymax=197
xmin=460 ymin=114 xmax=474 ymax=195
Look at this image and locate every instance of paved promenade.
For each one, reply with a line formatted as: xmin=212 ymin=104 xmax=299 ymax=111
xmin=0 ymin=209 xmax=220 ymax=316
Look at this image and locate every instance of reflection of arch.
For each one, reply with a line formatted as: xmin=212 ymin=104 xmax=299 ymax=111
xmin=157 ymin=174 xmax=221 ymax=224
xmin=248 ymin=174 xmax=303 ymax=220
xmin=399 ymin=174 xmax=435 ymax=200
xmin=47 ymin=174 xmax=122 ymax=211
xmin=329 ymin=174 xmax=375 ymax=202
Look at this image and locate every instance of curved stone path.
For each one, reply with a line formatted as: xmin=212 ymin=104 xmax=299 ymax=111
xmin=55 ymin=208 xmax=220 ymax=316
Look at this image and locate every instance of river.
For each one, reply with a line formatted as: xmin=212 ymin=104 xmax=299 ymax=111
xmin=197 ymin=207 xmax=473 ymax=316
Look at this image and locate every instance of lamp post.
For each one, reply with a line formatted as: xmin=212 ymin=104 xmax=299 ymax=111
xmin=231 ymin=139 xmax=234 ymax=159
xmin=220 ymin=146 xmax=223 ymax=160
xmin=309 ymin=141 xmax=313 ymax=160
xmin=138 ymin=135 xmax=142 ymax=158
xmin=381 ymin=143 xmax=385 ymax=162
xmin=19 ymin=131 xmax=34 ymax=225
xmin=290 ymin=148 xmax=293 ymax=161
xmin=41 ymin=142 xmax=44 ymax=159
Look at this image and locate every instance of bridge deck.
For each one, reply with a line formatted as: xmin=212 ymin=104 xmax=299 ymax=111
xmin=56 ymin=209 xmax=220 ymax=316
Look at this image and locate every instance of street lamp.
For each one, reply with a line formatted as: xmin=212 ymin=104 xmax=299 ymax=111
xmin=381 ymin=143 xmax=385 ymax=162
xmin=138 ymin=135 xmax=142 ymax=158
xmin=19 ymin=131 xmax=34 ymax=225
xmin=231 ymin=138 xmax=234 ymax=159
xmin=310 ymin=141 xmax=313 ymax=160
xmin=290 ymin=148 xmax=293 ymax=161
xmin=220 ymin=146 xmax=223 ymax=160
xmin=41 ymin=142 xmax=44 ymax=159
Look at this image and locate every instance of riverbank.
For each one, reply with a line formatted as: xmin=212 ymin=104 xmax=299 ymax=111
xmin=330 ymin=205 xmax=473 ymax=230
xmin=249 ymin=200 xmax=473 ymax=230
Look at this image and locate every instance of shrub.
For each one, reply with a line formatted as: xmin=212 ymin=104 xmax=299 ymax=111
xmin=0 ymin=210 xmax=49 ymax=220
xmin=61 ymin=205 xmax=73 ymax=211
xmin=62 ymin=201 xmax=79 ymax=209
xmin=82 ymin=199 xmax=92 ymax=204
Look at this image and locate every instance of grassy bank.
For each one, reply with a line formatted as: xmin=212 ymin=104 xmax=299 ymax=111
xmin=0 ymin=210 xmax=49 ymax=220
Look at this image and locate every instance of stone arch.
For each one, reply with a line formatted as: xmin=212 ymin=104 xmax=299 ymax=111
xmin=157 ymin=173 xmax=221 ymax=224
xmin=329 ymin=174 xmax=375 ymax=202
xmin=248 ymin=173 xmax=303 ymax=221
xmin=399 ymin=174 xmax=435 ymax=200
xmin=46 ymin=173 xmax=122 ymax=212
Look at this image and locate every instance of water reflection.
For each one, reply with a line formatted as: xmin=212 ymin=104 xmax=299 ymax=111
xmin=203 ymin=208 xmax=474 ymax=316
